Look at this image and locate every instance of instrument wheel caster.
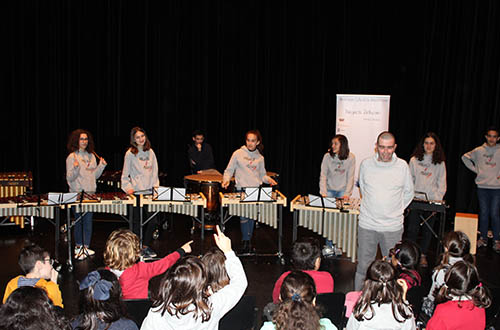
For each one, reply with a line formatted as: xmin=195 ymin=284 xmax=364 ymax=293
xmin=162 ymin=221 xmax=169 ymax=230
xmin=67 ymin=264 xmax=73 ymax=272
xmin=279 ymin=258 xmax=285 ymax=265
xmin=190 ymin=228 xmax=195 ymax=235
xmin=153 ymin=229 xmax=160 ymax=240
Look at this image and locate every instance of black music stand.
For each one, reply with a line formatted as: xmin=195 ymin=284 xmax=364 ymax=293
xmin=303 ymin=194 xmax=339 ymax=247
xmin=408 ymin=191 xmax=447 ymax=256
xmin=65 ymin=191 xmax=100 ymax=270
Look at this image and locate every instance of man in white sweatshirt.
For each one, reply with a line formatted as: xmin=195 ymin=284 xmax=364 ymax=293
xmin=354 ymin=132 xmax=414 ymax=290
xmin=462 ymin=126 xmax=500 ymax=252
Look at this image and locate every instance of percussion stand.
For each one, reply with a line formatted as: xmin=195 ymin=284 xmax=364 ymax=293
xmin=419 ymin=211 xmax=445 ymax=256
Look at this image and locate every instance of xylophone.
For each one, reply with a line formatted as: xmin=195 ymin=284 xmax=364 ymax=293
xmin=220 ymin=190 xmax=287 ymax=262
xmin=140 ymin=192 xmax=207 ymax=240
xmin=0 ymin=172 xmax=34 ymax=228
xmin=290 ymin=195 xmax=361 ymax=262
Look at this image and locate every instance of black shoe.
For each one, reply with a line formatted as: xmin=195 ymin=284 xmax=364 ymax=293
xmin=239 ymin=240 xmax=251 ymax=255
xmin=141 ymin=246 xmax=158 ymax=260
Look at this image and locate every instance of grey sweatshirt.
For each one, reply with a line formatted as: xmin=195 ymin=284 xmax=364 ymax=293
xmin=66 ymin=151 xmax=106 ymax=193
xmin=319 ymin=152 xmax=356 ymax=196
xmin=462 ymin=143 xmax=500 ymax=189
xmin=426 ymin=256 xmax=463 ymax=302
xmin=358 ymin=153 xmax=414 ymax=232
xmin=121 ymin=148 xmax=159 ymax=193
xmin=346 ymin=302 xmax=416 ymax=330
xmin=140 ymin=251 xmax=248 ymax=330
xmin=409 ymin=154 xmax=447 ymax=201
xmin=223 ymin=146 xmax=271 ymax=189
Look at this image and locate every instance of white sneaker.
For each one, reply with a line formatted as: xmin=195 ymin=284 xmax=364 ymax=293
xmin=74 ymin=247 xmax=87 ymax=260
xmin=84 ymin=247 xmax=95 ymax=256
xmin=74 ymin=246 xmax=82 ymax=254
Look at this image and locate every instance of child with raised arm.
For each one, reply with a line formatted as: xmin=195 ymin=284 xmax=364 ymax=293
xmin=141 ymin=226 xmax=248 ymax=330
xmin=104 ymin=228 xmax=192 ymax=300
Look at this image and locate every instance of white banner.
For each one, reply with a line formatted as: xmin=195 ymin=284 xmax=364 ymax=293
xmin=336 ymin=94 xmax=390 ymax=198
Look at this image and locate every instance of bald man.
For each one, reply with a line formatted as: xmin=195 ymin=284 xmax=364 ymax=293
xmin=354 ymin=131 xmax=414 ymax=290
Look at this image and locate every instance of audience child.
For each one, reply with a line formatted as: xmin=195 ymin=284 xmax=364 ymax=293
xmin=103 ymin=228 xmax=192 ymax=299
xmin=0 ymin=286 xmax=70 ymax=330
xmin=201 ymin=248 xmax=230 ymax=294
xmin=272 ymin=237 xmax=334 ymax=303
xmin=389 ymin=240 xmax=421 ymax=290
xmin=262 ymin=271 xmax=337 ymax=330
xmin=2 ymin=243 xmax=63 ymax=308
xmin=72 ymin=269 xmax=138 ymax=330
xmin=427 ymin=261 xmax=491 ymax=330
xmin=141 ymin=226 xmax=247 ymax=330
xmin=346 ymin=259 xmax=416 ymax=330
xmin=422 ymin=231 xmax=472 ymax=316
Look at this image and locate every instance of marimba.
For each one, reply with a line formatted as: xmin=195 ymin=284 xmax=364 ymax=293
xmin=64 ymin=192 xmax=136 ymax=270
xmin=0 ymin=193 xmax=61 ymax=257
xmin=290 ymin=195 xmax=361 ymax=262
xmin=140 ymin=192 xmax=207 ymax=241
xmin=0 ymin=172 xmax=33 ymax=228
xmin=219 ymin=190 xmax=287 ymax=262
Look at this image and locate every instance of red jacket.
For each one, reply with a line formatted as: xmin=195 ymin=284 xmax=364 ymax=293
xmin=116 ymin=250 xmax=182 ymax=300
xmin=427 ymin=300 xmax=486 ymax=330
xmin=272 ymin=270 xmax=334 ymax=303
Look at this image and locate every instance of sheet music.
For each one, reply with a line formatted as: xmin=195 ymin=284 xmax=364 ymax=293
xmin=155 ymin=187 xmax=187 ymax=201
xmin=243 ymin=187 xmax=273 ymax=202
xmin=308 ymin=194 xmax=337 ymax=208
xmin=47 ymin=192 xmax=78 ymax=205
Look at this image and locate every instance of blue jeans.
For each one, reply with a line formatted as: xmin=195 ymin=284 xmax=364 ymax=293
xmin=327 ymin=190 xmax=345 ymax=198
xmin=74 ymin=212 xmax=93 ymax=247
xmin=477 ymin=188 xmax=500 ymax=241
xmin=240 ymin=217 xmax=255 ymax=241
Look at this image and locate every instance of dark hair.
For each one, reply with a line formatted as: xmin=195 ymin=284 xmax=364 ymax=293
xmin=192 ymin=130 xmax=205 ymax=138
xmin=435 ymin=231 xmax=473 ymax=274
xmin=435 ymin=261 xmax=491 ymax=309
xmin=377 ymin=131 xmax=396 ymax=144
xmin=485 ymin=126 xmax=499 ymax=136
xmin=291 ymin=237 xmax=321 ymax=271
xmin=246 ymin=130 xmax=264 ymax=154
xmin=411 ymin=132 xmax=446 ymax=164
xmin=328 ymin=134 xmax=350 ymax=160
xmin=18 ymin=243 xmax=47 ymax=274
xmin=152 ymin=256 xmax=211 ymax=322
xmin=201 ymin=248 xmax=229 ymax=294
xmin=75 ymin=269 xmax=128 ymax=330
xmin=272 ymin=271 xmax=321 ymax=330
xmin=129 ymin=127 xmax=151 ymax=155
xmin=67 ymin=129 xmax=95 ymax=154
xmin=0 ymin=286 xmax=71 ymax=330
xmin=353 ymin=260 xmax=413 ymax=322
xmin=391 ymin=240 xmax=421 ymax=287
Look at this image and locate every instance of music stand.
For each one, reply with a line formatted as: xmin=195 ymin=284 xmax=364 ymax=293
xmin=153 ymin=187 xmax=189 ymax=202
xmin=306 ymin=194 xmax=339 ymax=250
xmin=241 ymin=187 xmax=275 ymax=203
xmin=306 ymin=194 xmax=338 ymax=209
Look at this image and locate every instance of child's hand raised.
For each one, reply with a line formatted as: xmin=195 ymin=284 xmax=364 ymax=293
xmin=213 ymin=225 xmax=232 ymax=253
xmin=397 ymin=278 xmax=408 ymax=301
xmin=181 ymin=240 xmax=194 ymax=254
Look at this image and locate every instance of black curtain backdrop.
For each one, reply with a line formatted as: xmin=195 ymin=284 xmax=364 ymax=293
xmin=2 ymin=1 xmax=500 ymax=215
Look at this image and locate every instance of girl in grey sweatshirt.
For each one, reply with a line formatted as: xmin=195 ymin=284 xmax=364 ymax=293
xmin=319 ymin=134 xmax=356 ymax=198
xmin=66 ymin=129 xmax=106 ymax=258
